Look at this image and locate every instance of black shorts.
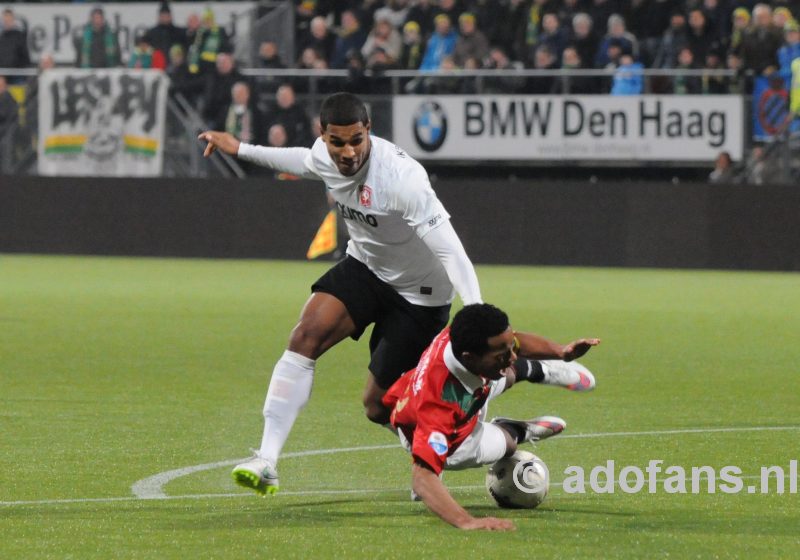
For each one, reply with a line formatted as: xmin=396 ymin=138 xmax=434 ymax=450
xmin=311 ymin=256 xmax=450 ymax=389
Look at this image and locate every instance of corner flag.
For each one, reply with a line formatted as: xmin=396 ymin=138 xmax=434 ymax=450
xmin=306 ymin=210 xmax=338 ymax=259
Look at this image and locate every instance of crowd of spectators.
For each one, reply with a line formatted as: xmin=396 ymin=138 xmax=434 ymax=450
xmin=2 ymin=1 xmax=800 ymax=153
xmin=283 ymin=0 xmax=800 ymax=97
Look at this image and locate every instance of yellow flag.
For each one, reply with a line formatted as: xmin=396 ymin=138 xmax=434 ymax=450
xmin=306 ymin=210 xmax=338 ymax=259
xmin=792 ymin=58 xmax=800 ymax=115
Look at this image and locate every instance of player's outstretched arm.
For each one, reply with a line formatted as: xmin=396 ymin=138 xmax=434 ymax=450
xmin=412 ymin=462 xmax=515 ymax=531
xmin=514 ymin=331 xmax=600 ymax=361
xmin=560 ymin=338 xmax=602 ymax=361
xmin=198 ymin=131 xmax=319 ymax=178
xmin=198 ymin=131 xmax=241 ymax=158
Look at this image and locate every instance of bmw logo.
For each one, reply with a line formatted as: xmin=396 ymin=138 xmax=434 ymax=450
xmin=413 ymin=101 xmax=448 ymax=152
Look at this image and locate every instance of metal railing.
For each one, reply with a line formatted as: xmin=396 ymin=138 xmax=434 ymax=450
xmin=739 ymin=117 xmax=800 ymax=184
xmin=0 ymin=68 xmax=37 ymax=78
xmin=2 ymin=67 xmax=792 ymax=181
xmin=0 ymin=70 xmax=247 ymax=178
xmin=239 ymin=67 xmax=743 ymax=97
xmin=251 ymin=1 xmax=295 ymax=69
xmin=169 ymin=92 xmax=246 ymax=178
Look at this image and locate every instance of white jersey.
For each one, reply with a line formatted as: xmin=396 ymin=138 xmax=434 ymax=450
xmin=308 ymin=135 xmax=452 ymax=306
xmin=238 ymin=135 xmax=481 ymax=307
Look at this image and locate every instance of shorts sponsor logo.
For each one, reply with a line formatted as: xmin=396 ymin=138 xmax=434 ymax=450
xmin=428 ymin=431 xmax=448 ymax=456
xmin=427 ymin=213 xmax=443 ymax=228
xmin=413 ymin=101 xmax=448 ymax=152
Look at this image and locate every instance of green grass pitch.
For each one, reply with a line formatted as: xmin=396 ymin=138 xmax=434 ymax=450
xmin=1 ymin=255 xmax=798 ymax=559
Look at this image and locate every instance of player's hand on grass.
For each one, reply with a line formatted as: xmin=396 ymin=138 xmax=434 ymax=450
xmin=459 ymin=517 xmax=516 ymax=531
xmin=198 ymin=131 xmax=241 ymax=157
xmin=561 ymin=338 xmax=601 ymax=361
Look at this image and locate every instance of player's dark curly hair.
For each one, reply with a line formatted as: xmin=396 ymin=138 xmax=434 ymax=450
xmin=319 ymin=92 xmax=369 ymax=129
xmin=450 ymin=303 xmax=509 ymax=357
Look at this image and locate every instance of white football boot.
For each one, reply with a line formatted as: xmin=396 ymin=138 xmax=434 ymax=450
xmin=491 ymin=415 xmax=567 ymax=443
xmin=231 ymin=456 xmax=279 ymax=496
xmin=539 ymin=360 xmax=596 ymax=391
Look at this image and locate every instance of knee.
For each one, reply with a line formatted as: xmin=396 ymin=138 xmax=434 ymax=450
xmin=363 ymin=398 xmax=390 ymax=425
xmin=287 ymin=322 xmax=326 ymax=358
xmin=503 ymin=436 xmax=518 ymax=457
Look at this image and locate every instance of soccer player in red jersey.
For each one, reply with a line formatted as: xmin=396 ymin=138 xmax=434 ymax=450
xmin=383 ymin=303 xmax=600 ymax=531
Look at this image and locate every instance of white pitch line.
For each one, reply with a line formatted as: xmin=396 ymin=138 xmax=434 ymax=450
xmin=1 ymin=425 xmax=797 ymax=507
xmin=3 ymin=474 xmax=794 ymax=508
xmin=133 ymin=425 xmax=800 ymax=500
xmin=0 ymin=487 xmax=408 ymax=507
xmin=2 ymin=486 xmax=489 ymax=507
xmin=557 ymin=425 xmax=800 ymax=439
xmin=130 ymin=444 xmax=399 ymax=499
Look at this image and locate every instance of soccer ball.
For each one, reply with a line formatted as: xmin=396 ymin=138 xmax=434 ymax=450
xmin=485 ymin=450 xmax=549 ymax=509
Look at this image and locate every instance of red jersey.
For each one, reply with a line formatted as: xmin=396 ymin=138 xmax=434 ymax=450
xmin=382 ymin=327 xmax=493 ymax=474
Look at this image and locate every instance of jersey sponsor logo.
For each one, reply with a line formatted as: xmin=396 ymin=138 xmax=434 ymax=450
xmin=411 ymin=367 xmax=425 ymax=395
xmin=413 ymin=101 xmax=448 ymax=152
xmin=358 ymin=184 xmax=372 ymax=208
xmin=413 ymin=340 xmax=437 ymax=394
xmin=335 ymin=201 xmax=378 ymax=227
xmin=427 ymin=431 xmax=448 ymax=456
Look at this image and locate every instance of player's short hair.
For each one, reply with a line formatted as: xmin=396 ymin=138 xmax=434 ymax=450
xmin=451 ymin=304 xmax=509 ymax=357
xmin=319 ymin=92 xmax=369 ymax=130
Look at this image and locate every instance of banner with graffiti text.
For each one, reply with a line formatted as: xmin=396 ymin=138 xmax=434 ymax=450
xmin=38 ymin=68 xmax=168 ymax=176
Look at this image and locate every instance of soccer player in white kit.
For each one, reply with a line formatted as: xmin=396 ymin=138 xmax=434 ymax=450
xmin=199 ymin=92 xmax=591 ymax=496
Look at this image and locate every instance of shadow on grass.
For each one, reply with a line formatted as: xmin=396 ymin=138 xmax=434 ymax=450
xmin=4 ymin=496 xmax=796 ymax=539
xmin=465 ymin=504 xmax=636 ymax=518
xmin=163 ymin=499 xmax=433 ymax=529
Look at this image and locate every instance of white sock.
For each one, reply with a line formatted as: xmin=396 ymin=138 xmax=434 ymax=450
xmin=258 ymin=350 xmax=315 ymax=465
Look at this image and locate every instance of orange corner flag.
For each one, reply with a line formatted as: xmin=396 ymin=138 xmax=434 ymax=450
xmin=306 ymin=210 xmax=338 ymax=259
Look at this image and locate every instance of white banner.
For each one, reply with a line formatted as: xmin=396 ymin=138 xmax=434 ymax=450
xmin=393 ymin=95 xmax=743 ymax=162
xmin=13 ymin=2 xmax=254 ymax=64
xmin=38 ymin=68 xmax=168 ymax=177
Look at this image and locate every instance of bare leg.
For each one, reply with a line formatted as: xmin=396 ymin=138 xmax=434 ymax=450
xmin=287 ymin=292 xmax=356 ymax=358
xmin=362 ymin=373 xmax=390 ymax=425
xmin=497 ymin=426 xmax=518 ymax=457
xmin=258 ymin=292 xmax=356 ymax=463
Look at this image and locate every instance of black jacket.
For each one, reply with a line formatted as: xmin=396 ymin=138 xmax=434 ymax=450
xmin=0 ymin=27 xmax=31 ymax=69
xmin=144 ymin=23 xmax=187 ymax=57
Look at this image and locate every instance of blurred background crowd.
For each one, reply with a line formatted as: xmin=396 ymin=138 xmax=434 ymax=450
xmin=1 ymin=0 xmax=798 ymax=181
